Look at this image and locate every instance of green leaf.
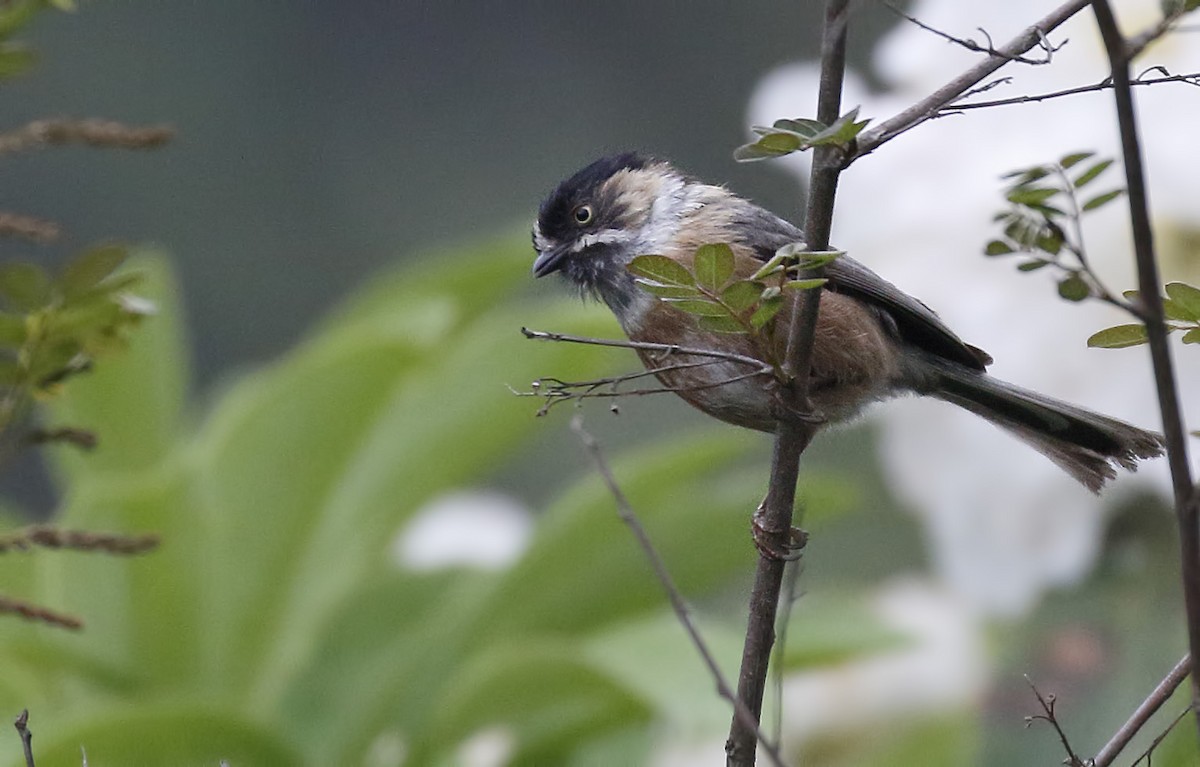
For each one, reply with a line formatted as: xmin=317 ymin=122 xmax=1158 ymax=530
xmin=984 ymin=240 xmax=1015 ymax=256
xmin=626 ymin=255 xmax=694 ymax=289
xmin=1006 ymin=186 xmax=1059 ymax=206
xmin=1002 ymin=166 xmax=1050 ymax=184
xmin=1073 ymin=158 xmax=1114 ymax=188
xmin=808 ymin=106 xmax=868 ymax=146
xmin=0 ymin=42 xmax=35 ymax=80
xmin=721 ymin=280 xmax=763 ymax=313
xmin=772 ymin=117 xmax=824 ymax=137
xmin=1059 ymin=151 xmax=1094 ymax=169
xmin=1183 ymin=328 xmax=1200 ymax=344
xmin=1087 ymin=324 xmax=1148 ymax=348
xmin=697 ymin=314 xmax=746 ymax=333
xmin=796 ymin=250 xmax=843 ymax=269
xmin=633 ymin=279 xmax=699 ymax=299
xmin=693 ymin=243 xmax=735 ymax=291
xmin=1163 ymin=299 xmax=1196 ymax=322
xmin=0 ymin=312 xmax=25 ymax=347
xmin=733 ymin=131 xmax=803 ymax=162
xmin=662 ymin=297 xmax=730 ymax=317
xmin=1165 ymin=282 xmax=1200 ymax=320
xmin=60 ymin=244 xmax=128 ymax=298
xmin=1082 ymin=188 xmax=1125 ymax=211
xmin=0 ymin=262 xmax=51 ymax=311
xmin=750 ymin=295 xmax=784 ymax=329
xmin=1017 ymin=259 xmax=1050 ymax=272
xmin=784 ymin=278 xmax=827 ymax=291
xmin=1058 ymin=275 xmax=1090 ymax=301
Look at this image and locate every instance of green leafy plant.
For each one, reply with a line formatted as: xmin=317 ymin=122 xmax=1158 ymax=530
xmin=1088 ymin=283 xmax=1200 ymax=349
xmin=0 ymin=242 xmax=901 ymax=764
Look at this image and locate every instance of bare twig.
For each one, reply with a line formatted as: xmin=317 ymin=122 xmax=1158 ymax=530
xmin=520 ymin=327 xmax=772 ymax=371
xmin=0 ymin=118 xmax=173 ymax=155
xmin=1130 ymin=703 xmax=1195 ymax=765
xmin=879 ymin=0 xmax=1065 ymax=65
xmin=0 ymin=596 xmax=82 ymax=630
xmin=938 ymin=70 xmax=1200 ymax=114
xmin=13 ymin=710 xmax=34 ymax=767
xmin=0 ymin=212 xmax=60 ymax=244
xmin=0 ymin=525 xmax=159 ymax=555
xmin=1091 ymin=0 xmax=1200 ymax=739
xmin=853 ymin=0 xmax=1094 ymax=162
xmin=726 ymin=3 xmax=849 ymax=765
xmin=1024 ymin=677 xmax=1085 ymax=767
xmin=569 ymin=415 xmax=786 ymax=767
xmin=1093 ymin=654 xmax=1192 ymax=766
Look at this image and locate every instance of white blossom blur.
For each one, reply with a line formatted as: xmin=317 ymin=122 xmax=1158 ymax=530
xmin=749 ymin=0 xmax=1200 ymax=613
xmin=393 ymin=490 xmax=534 ymax=571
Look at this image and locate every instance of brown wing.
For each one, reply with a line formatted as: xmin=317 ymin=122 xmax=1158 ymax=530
xmin=731 ymin=204 xmax=991 ymax=371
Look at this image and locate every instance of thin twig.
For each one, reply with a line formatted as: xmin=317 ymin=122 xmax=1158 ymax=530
xmin=1093 ymin=654 xmax=1192 ymax=766
xmin=879 ymin=0 xmax=1064 ymax=65
xmin=0 ymin=525 xmax=159 ymax=555
xmin=0 ymin=212 xmax=60 ymax=244
xmin=521 ymin=327 xmax=773 ymax=371
xmin=726 ymin=3 xmax=849 ymax=765
xmin=938 ymin=70 xmax=1200 ymax=114
xmin=0 ymin=118 xmax=173 ymax=155
xmin=1024 ymin=677 xmax=1085 ymax=767
xmin=853 ymin=0 xmax=1094 ymax=162
xmin=1091 ymin=0 xmax=1200 ymax=740
xmin=569 ymin=415 xmax=786 ymax=767
xmin=13 ymin=710 xmax=34 ymax=767
xmin=0 ymin=596 xmax=82 ymax=630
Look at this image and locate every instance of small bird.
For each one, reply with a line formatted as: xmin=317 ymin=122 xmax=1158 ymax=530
xmin=532 ymin=153 xmax=1163 ymax=492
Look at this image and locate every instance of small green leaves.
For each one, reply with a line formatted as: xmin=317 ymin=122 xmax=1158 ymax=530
xmin=1087 ymin=324 xmax=1148 ymax=349
xmin=0 ymin=262 xmax=52 ymax=311
xmin=628 ymin=242 xmax=835 ymax=344
xmin=62 ymin=244 xmax=128 ymax=298
xmin=1087 ymin=281 xmax=1200 ymax=350
xmin=1073 ymin=158 xmax=1113 ymax=188
xmin=984 ymin=240 xmax=1015 ymax=256
xmin=735 ymin=107 xmax=870 ymax=162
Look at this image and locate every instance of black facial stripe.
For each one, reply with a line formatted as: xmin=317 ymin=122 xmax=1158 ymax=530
xmin=536 ymin=152 xmax=652 ymax=243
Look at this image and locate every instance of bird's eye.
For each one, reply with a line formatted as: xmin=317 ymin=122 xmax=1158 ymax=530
xmin=573 ymin=204 xmax=594 ymax=225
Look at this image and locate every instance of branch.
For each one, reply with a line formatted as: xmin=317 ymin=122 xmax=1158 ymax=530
xmin=1091 ymin=0 xmax=1200 ymax=740
xmin=0 ymin=596 xmax=82 ymax=630
xmin=937 ymin=69 xmax=1200 ymax=114
xmin=0 ymin=525 xmax=159 ymax=555
xmin=0 ymin=212 xmax=60 ymax=244
xmin=521 ymin=327 xmax=773 ymax=371
xmin=853 ymin=0 xmax=1093 ymax=162
xmin=726 ymin=2 xmax=849 ymax=765
xmin=1093 ymin=654 xmax=1192 ymax=766
xmin=569 ymin=416 xmax=785 ymax=767
xmin=13 ymin=710 xmax=34 ymax=767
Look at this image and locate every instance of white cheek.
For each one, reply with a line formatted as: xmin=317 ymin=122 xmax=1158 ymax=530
xmin=570 ymin=229 xmax=634 ymax=253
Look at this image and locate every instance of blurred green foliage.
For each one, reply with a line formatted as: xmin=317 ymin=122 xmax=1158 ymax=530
xmin=0 ymin=241 xmax=910 ymax=765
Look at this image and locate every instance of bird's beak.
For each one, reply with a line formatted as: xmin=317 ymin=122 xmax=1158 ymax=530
xmin=532 ymin=246 xmax=568 ymax=278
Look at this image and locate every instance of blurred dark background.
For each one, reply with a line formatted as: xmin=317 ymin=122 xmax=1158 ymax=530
xmin=5 ymin=1 xmax=899 ymax=385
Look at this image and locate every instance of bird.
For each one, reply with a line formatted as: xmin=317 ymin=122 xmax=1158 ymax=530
xmin=531 ymin=152 xmax=1163 ymax=492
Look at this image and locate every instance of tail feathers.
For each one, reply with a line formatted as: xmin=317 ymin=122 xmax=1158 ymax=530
xmin=926 ymin=360 xmax=1164 ymax=493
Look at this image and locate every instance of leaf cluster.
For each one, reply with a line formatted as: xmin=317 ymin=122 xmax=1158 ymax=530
xmin=0 ymin=247 xmax=152 ymax=438
xmin=985 ymin=151 xmax=1126 ymax=303
xmin=627 ymin=243 xmax=838 ymax=369
xmin=734 ymin=107 xmax=870 ymax=162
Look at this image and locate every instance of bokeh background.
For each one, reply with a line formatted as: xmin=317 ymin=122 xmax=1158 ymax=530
xmin=1 ymin=1 xmax=1197 ymax=765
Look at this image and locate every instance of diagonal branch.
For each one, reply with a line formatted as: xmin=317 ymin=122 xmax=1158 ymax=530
xmin=853 ymin=0 xmax=1093 ymax=162
xmin=1092 ymin=654 xmax=1192 ymax=766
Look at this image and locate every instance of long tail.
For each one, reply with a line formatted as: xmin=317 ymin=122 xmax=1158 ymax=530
xmin=924 ymin=358 xmax=1164 ymax=493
